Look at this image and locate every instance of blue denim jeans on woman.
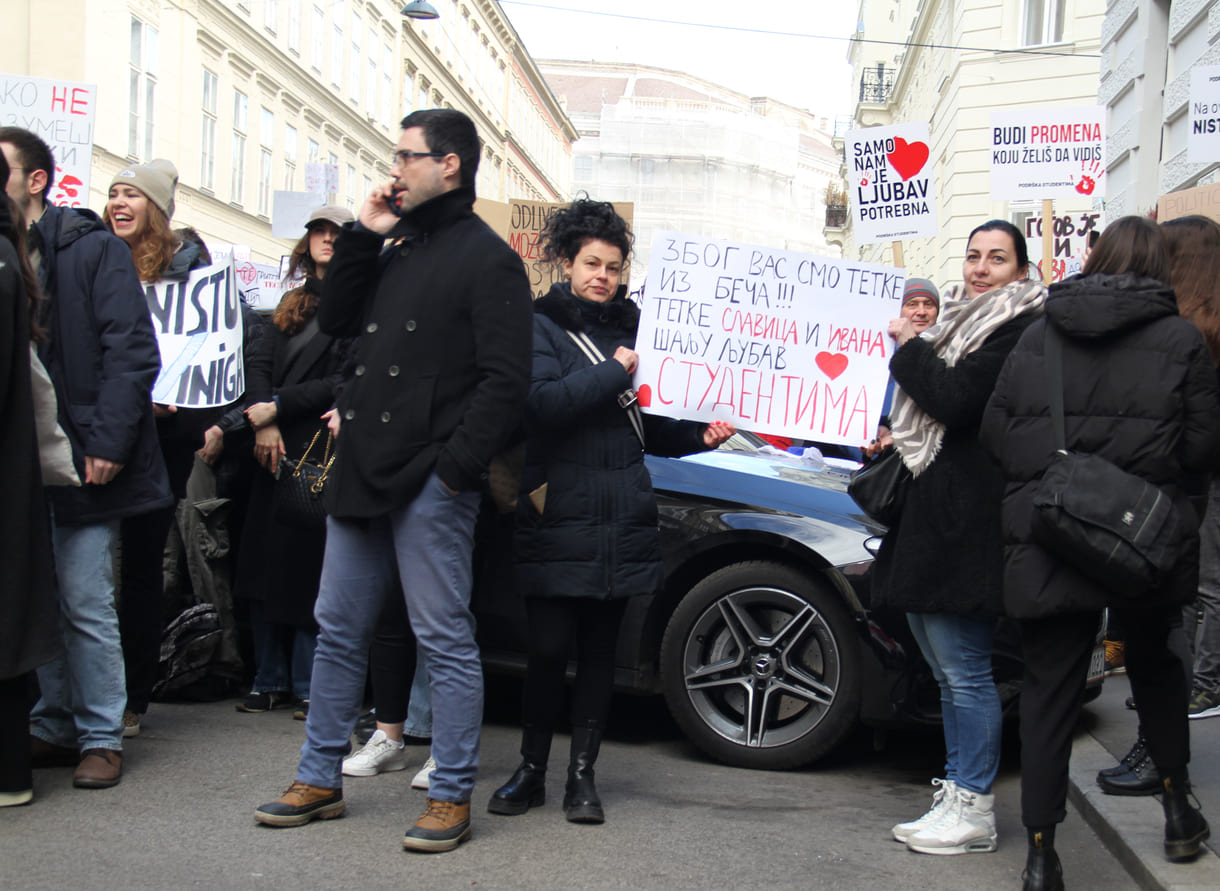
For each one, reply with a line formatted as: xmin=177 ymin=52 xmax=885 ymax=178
xmin=296 ymin=473 xmax=482 ymax=802
xmin=31 ymin=519 xmax=126 ymax=752
xmin=906 ymin=612 xmax=1002 ymax=794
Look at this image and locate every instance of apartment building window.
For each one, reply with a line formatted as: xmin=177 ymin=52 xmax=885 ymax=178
xmin=288 ymin=0 xmax=301 ymax=52
xmin=231 ymin=90 xmax=248 ymax=204
xmin=200 ymin=70 xmax=218 ymax=190
xmin=307 ymin=138 xmax=320 ymax=163
xmin=366 ymin=28 xmax=378 ymax=114
xmin=264 ymin=0 xmax=277 ymax=33
xmin=349 ymin=13 xmax=362 ymax=103
xmin=346 ymin=163 xmax=356 ymax=204
xmin=1022 ymin=0 xmax=1065 ymax=46
xmin=311 ymin=4 xmax=324 ymax=70
xmin=381 ymin=46 xmax=393 ymax=125
xmin=259 ymin=148 xmax=273 ymax=216
xmin=331 ymin=0 xmax=344 ymax=89
xmin=403 ymin=72 xmax=414 ymax=115
xmin=128 ymin=17 xmax=158 ymax=159
xmin=284 ymin=124 xmax=298 ymax=189
xmin=419 ymin=79 xmax=430 ymax=112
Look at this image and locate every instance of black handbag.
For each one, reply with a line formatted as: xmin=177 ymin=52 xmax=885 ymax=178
xmin=848 ymin=446 xmax=910 ymax=527
xmin=1029 ymin=326 xmax=1185 ymax=602
xmin=273 ymin=428 xmax=335 ymax=530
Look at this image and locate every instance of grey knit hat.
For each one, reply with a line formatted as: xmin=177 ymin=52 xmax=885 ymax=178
xmin=902 ymin=277 xmax=940 ymax=310
xmin=111 ymin=159 xmax=179 ymax=220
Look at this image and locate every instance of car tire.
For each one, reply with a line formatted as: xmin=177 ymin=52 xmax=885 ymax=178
xmin=660 ymin=561 xmax=862 ymax=770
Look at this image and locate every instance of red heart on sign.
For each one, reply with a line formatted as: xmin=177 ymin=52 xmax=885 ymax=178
xmin=636 ymin=384 xmax=652 ymax=408
xmin=887 ymin=138 xmax=929 ymax=182
xmin=815 ymin=352 xmax=849 ymax=380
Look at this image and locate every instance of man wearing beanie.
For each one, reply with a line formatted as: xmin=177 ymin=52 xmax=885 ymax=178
xmin=900 ymin=277 xmax=940 ymax=335
xmin=0 ymin=127 xmax=171 ymax=789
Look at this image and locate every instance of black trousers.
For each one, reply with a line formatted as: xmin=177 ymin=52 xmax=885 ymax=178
xmin=118 ymin=503 xmax=176 ymax=714
xmin=0 ymin=675 xmax=33 ymax=794
xmin=521 ymin=597 xmax=627 ymax=735
xmin=368 ymin=582 xmax=418 ymax=726
xmin=1020 ymin=605 xmax=1188 ymax=826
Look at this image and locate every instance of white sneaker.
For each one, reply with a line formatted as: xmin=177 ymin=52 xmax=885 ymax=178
xmin=342 ymin=729 xmax=407 ymax=777
xmin=906 ymin=787 xmax=997 ymax=855
xmin=892 ymin=778 xmax=956 ymax=842
xmin=411 ymin=754 xmax=437 ymax=790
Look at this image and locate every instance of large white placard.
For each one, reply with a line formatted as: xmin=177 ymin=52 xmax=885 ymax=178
xmin=0 ymin=72 xmax=97 ymax=207
xmin=636 ymin=232 xmax=905 ymax=447
xmin=145 ymin=262 xmax=245 ymax=408
xmin=1189 ymin=65 xmax=1220 ymax=163
xmin=990 ymin=106 xmax=1106 ymax=200
xmin=846 ymin=122 xmax=939 ymax=243
xmin=272 ymin=190 xmax=326 ymax=237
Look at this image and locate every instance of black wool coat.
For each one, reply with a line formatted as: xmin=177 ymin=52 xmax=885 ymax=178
xmin=318 ymin=186 xmax=533 ymax=518
xmin=236 ymin=297 xmax=354 ymax=626
xmin=513 ymin=284 xmax=709 ymax=601
xmin=33 ymin=203 xmax=172 ymax=524
xmin=0 ymin=234 xmax=60 ymax=679
xmin=870 ymin=314 xmax=1035 ymax=616
xmin=981 ymin=273 xmax=1220 ymax=619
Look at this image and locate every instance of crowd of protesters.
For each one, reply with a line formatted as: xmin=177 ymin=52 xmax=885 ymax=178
xmin=3 ymin=107 xmax=1220 ymax=888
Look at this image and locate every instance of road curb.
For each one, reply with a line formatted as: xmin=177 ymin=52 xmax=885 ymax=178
xmin=1069 ymin=732 xmax=1220 ymax=891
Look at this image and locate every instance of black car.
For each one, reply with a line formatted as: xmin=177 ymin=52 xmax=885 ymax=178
xmin=472 ymin=434 xmax=1105 ymax=770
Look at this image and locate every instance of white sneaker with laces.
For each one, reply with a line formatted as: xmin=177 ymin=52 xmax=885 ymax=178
xmin=411 ymin=754 xmax=437 ymax=790
xmin=906 ymin=787 xmax=997 ymax=855
xmin=892 ymin=778 xmax=956 ymax=842
xmin=342 ymin=729 xmax=407 ymax=777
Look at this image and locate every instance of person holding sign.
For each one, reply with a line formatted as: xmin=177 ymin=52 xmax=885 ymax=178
xmin=487 ymin=198 xmax=734 ymax=824
xmin=982 ymin=217 xmax=1220 ymax=884
xmin=234 ymin=205 xmax=355 ymax=719
xmin=876 ymin=220 xmax=1047 ymax=855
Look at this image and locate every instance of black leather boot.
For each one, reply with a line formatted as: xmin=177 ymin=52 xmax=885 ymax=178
xmin=1022 ymin=829 xmax=1064 ymax=891
xmin=563 ymin=720 xmax=604 ymax=824
xmin=1163 ymin=774 xmax=1210 ymax=862
xmin=487 ymin=724 xmax=552 ymax=816
xmin=1097 ymin=741 xmax=1160 ymax=796
xmin=1097 ymin=733 xmax=1147 ymax=779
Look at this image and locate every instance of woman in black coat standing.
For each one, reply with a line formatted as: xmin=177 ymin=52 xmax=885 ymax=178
xmin=488 ymin=199 xmax=733 ymax=824
xmin=982 ymin=216 xmax=1220 ymax=889
xmin=234 ymin=206 xmax=354 ymax=717
xmin=875 ymin=220 xmax=1047 ymax=856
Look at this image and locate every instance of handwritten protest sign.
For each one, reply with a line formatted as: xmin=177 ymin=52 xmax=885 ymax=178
xmin=145 ymin=262 xmax=245 ymax=408
xmin=846 ymin=122 xmax=938 ymax=243
xmin=1158 ymin=181 xmax=1220 ymax=225
xmin=0 ymin=72 xmax=96 ymax=207
xmin=990 ymin=107 xmax=1106 ymax=200
xmin=1025 ymin=212 xmax=1102 ymax=282
xmin=304 ymin=161 xmax=339 ymax=199
xmin=1189 ymin=65 xmax=1220 ymax=163
xmin=635 ymin=232 xmax=904 ymax=446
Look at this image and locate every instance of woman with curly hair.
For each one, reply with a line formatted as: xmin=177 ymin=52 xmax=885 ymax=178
xmin=487 ymin=198 xmax=734 ymax=824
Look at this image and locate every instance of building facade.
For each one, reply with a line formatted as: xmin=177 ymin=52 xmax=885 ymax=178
xmin=7 ymin=0 xmax=574 ymax=265
xmin=830 ymin=0 xmax=1105 ymax=284
xmin=538 ymin=59 xmax=843 ymax=290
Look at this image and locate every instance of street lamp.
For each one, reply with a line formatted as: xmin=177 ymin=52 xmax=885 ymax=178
xmin=401 ymin=1 xmax=439 ymax=19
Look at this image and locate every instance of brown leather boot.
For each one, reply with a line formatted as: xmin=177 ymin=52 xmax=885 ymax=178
xmin=254 ymin=781 xmax=345 ymax=827
xmin=402 ymin=798 xmax=472 ymax=852
xmin=73 ymin=749 xmax=122 ymax=789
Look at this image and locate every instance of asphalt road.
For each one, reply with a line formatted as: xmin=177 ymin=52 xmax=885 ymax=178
xmin=0 ymin=684 xmax=1136 ymax=890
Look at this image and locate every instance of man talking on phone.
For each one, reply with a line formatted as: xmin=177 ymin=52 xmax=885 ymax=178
xmin=254 ymin=108 xmax=533 ymax=853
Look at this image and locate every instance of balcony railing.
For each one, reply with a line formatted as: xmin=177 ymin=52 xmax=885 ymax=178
xmin=859 ymin=64 xmax=894 ymax=104
xmin=825 ymin=204 xmax=848 ymax=229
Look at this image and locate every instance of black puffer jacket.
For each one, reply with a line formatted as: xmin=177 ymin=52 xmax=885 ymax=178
xmin=513 ymin=284 xmax=709 ymax=600
xmin=981 ymin=273 xmax=1220 ymax=618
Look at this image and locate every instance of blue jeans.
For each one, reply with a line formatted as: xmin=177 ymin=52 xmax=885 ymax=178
xmin=249 ymin=601 xmax=317 ymax=701
xmin=907 ymin=612 xmax=1002 ymax=794
xmin=296 ymin=473 xmax=482 ymax=802
xmin=32 ymin=519 xmax=125 ymax=752
xmin=404 ymin=647 xmax=432 ymax=738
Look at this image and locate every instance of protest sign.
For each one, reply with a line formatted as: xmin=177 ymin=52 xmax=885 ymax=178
xmin=846 ymin=122 xmax=938 ymax=243
xmin=990 ymin=106 xmax=1106 ymax=200
xmin=0 ymin=72 xmax=96 ymax=207
xmin=145 ymin=261 xmax=245 ymax=408
xmin=1024 ymin=211 xmax=1102 ymax=282
xmin=635 ymin=231 xmax=905 ymax=446
xmin=304 ymin=161 xmax=339 ymax=199
xmin=1190 ymin=65 xmax=1220 ymax=163
xmin=272 ymin=190 xmax=326 ymax=237
xmin=1158 ymin=181 xmax=1220 ymax=225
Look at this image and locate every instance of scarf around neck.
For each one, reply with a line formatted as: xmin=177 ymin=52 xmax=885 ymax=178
xmin=889 ymin=277 xmax=1047 ymax=476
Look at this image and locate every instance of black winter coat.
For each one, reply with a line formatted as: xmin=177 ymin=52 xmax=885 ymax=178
xmin=513 ymin=284 xmax=709 ymax=600
xmin=981 ymin=273 xmax=1220 ymax=619
xmin=236 ymin=295 xmax=353 ymax=626
xmin=33 ymin=203 xmax=172 ymax=524
xmin=870 ymin=315 xmax=1035 ymax=616
xmin=318 ymin=186 xmax=533 ymax=517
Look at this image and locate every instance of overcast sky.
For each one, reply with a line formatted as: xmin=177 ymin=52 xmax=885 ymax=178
xmin=500 ymin=0 xmax=861 ymax=119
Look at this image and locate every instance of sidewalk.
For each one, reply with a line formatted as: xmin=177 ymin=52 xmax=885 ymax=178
xmin=1070 ymin=676 xmax=1220 ymax=890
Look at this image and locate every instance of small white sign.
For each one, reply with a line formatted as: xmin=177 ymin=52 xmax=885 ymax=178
xmin=1189 ymin=65 xmax=1220 ymax=163
xmin=304 ymin=161 xmax=339 ymax=198
xmin=990 ymin=106 xmax=1106 ymax=200
xmin=272 ymin=190 xmax=326 ymax=238
xmin=845 ymin=122 xmax=939 ymax=244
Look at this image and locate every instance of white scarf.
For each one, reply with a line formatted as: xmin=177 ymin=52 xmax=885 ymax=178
xmin=890 ymin=277 xmax=1047 ymax=477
